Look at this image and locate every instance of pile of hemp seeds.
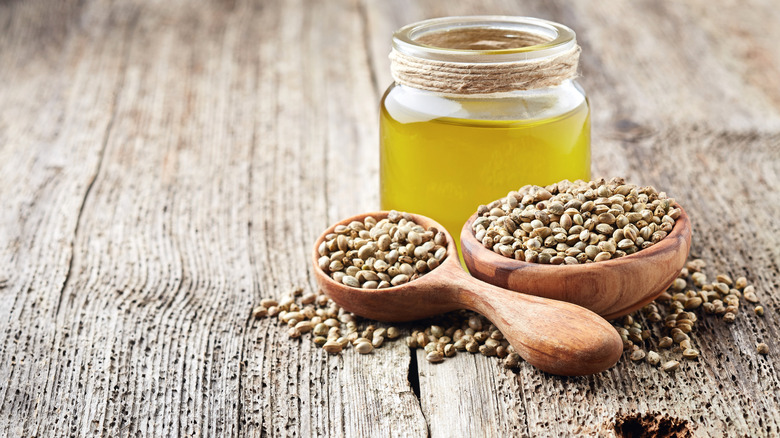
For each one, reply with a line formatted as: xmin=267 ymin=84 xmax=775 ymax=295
xmin=472 ymin=177 xmax=680 ymax=264
xmin=316 ymin=210 xmax=448 ymax=289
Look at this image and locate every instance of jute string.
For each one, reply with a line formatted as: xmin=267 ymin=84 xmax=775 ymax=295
xmin=390 ymin=31 xmax=581 ymax=95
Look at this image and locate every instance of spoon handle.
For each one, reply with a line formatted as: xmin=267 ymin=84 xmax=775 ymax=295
xmin=448 ymin=267 xmax=623 ymax=376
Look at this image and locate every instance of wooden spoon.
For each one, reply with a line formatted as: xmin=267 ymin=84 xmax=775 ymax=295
xmin=461 ymin=206 xmax=692 ymax=320
xmin=312 ymin=211 xmax=624 ymax=376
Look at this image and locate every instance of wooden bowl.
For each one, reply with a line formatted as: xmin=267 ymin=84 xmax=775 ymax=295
xmin=461 ymin=206 xmax=693 ymax=320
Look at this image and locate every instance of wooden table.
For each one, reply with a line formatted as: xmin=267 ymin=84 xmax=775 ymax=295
xmin=2 ymin=1 xmax=779 ymax=436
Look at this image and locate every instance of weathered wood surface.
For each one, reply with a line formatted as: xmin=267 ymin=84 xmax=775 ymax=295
xmin=1 ymin=0 xmax=779 ymax=436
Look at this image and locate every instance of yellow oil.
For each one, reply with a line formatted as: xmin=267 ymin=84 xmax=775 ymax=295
xmin=380 ymin=91 xmax=590 ymax=256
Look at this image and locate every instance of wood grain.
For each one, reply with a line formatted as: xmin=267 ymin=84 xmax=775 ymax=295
xmin=0 ymin=0 xmax=779 ymax=436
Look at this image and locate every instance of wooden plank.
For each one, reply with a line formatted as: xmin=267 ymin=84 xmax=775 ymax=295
xmin=0 ymin=0 xmax=426 ymax=436
xmin=34 ymin=3 xmax=256 ymax=435
xmin=416 ymin=349 xmax=528 ymax=437
xmin=241 ymin=0 xmax=425 ymax=436
xmin=0 ymin=0 xmax=132 ymax=435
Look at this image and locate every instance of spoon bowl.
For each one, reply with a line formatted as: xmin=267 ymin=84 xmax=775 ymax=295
xmin=461 ymin=206 xmax=693 ymax=320
xmin=312 ymin=211 xmax=623 ymax=376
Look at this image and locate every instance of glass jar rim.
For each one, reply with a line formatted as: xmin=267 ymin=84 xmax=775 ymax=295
xmin=392 ymin=16 xmax=576 ymax=63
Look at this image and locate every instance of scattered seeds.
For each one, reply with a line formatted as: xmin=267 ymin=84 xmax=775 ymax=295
xmin=256 ymin=251 xmax=768 ymax=373
xmin=613 ymin=257 xmax=767 ymax=374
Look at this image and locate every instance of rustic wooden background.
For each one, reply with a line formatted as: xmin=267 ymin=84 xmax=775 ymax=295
xmin=1 ymin=0 xmax=779 ymax=436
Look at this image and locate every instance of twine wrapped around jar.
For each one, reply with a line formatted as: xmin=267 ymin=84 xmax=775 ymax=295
xmin=389 ymin=22 xmax=581 ymax=95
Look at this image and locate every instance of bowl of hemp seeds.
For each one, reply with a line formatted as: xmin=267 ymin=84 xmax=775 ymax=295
xmin=460 ymin=177 xmax=692 ymax=319
xmin=312 ymin=210 xmax=459 ymax=322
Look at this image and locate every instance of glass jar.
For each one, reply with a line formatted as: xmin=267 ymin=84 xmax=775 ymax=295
xmin=380 ymin=16 xmax=590 ymax=253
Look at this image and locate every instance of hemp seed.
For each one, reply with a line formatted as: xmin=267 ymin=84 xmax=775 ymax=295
xmin=504 ymin=353 xmax=521 ymax=369
xmin=426 ymin=351 xmax=444 ymax=363
xmin=260 ymin=298 xmax=278 ymax=308
xmin=355 ymin=341 xmax=373 ymax=354
xmin=630 ymin=349 xmax=646 ymax=362
xmin=323 ymin=341 xmax=343 ymax=354
xmin=646 ymin=351 xmax=661 ymax=366
xmin=662 ymin=360 xmax=680 ymax=373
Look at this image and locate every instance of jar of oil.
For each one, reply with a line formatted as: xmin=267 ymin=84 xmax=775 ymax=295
xmin=380 ymin=16 xmax=590 ymax=254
